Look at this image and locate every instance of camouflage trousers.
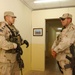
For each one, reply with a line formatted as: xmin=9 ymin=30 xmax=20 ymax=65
xmin=0 ymin=61 xmax=20 ymax=75
xmin=59 ymin=60 xmax=72 ymax=75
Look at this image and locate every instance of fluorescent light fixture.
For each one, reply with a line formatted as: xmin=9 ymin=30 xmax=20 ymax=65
xmin=34 ymin=0 xmax=66 ymax=3
xmin=57 ymin=28 xmax=62 ymax=30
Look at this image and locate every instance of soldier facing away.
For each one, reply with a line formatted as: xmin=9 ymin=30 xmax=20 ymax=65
xmin=0 ymin=11 xmax=29 ymax=75
xmin=51 ymin=13 xmax=75 ymax=75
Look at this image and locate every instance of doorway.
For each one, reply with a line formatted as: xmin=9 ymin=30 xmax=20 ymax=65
xmin=45 ymin=18 xmax=62 ymax=74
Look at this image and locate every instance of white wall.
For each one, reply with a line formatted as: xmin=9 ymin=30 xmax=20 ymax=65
xmin=0 ymin=0 xmax=32 ymax=74
xmin=32 ymin=7 xmax=75 ymax=71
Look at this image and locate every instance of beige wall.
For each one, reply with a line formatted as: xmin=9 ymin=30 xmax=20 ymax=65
xmin=1 ymin=0 xmax=75 ymax=73
xmin=0 ymin=0 xmax=32 ymax=74
xmin=32 ymin=7 xmax=75 ymax=71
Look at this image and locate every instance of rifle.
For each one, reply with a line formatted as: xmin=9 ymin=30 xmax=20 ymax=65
xmin=16 ymin=44 xmax=24 ymax=75
xmin=64 ymin=44 xmax=75 ymax=75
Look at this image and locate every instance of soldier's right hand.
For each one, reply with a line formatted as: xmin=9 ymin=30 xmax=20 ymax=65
xmin=13 ymin=43 xmax=17 ymax=49
xmin=51 ymin=49 xmax=57 ymax=58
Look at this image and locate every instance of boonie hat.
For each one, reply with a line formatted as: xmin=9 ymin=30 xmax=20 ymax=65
xmin=60 ymin=13 xmax=72 ymax=19
xmin=4 ymin=11 xmax=16 ymax=18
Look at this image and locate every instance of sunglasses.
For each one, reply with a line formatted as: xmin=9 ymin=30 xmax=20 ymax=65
xmin=60 ymin=18 xmax=66 ymax=21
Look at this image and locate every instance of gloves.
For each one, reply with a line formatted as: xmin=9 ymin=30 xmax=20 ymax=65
xmin=24 ymin=40 xmax=29 ymax=48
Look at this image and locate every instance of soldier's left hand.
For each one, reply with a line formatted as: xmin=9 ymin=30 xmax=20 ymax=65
xmin=24 ymin=40 xmax=29 ymax=48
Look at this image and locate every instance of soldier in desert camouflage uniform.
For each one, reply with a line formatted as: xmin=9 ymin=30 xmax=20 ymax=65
xmin=0 ymin=11 xmax=29 ymax=75
xmin=51 ymin=13 xmax=75 ymax=75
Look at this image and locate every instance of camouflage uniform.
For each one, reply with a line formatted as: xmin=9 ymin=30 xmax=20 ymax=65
xmin=52 ymin=23 xmax=75 ymax=75
xmin=0 ymin=22 xmax=23 ymax=75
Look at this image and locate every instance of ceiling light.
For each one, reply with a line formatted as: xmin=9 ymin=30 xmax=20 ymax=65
xmin=34 ymin=0 xmax=66 ymax=3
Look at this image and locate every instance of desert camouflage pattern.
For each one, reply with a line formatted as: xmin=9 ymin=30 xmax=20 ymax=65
xmin=52 ymin=23 xmax=75 ymax=75
xmin=0 ymin=22 xmax=21 ymax=75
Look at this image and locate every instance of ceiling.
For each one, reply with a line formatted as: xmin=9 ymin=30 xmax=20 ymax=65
xmin=20 ymin=0 xmax=75 ymax=10
xmin=20 ymin=0 xmax=75 ymax=31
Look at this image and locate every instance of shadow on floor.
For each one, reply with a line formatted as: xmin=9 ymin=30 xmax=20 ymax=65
xmin=45 ymin=55 xmax=62 ymax=75
xmin=25 ymin=55 xmax=62 ymax=75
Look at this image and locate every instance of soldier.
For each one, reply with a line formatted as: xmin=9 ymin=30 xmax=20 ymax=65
xmin=51 ymin=13 xmax=75 ymax=75
xmin=0 ymin=11 xmax=29 ymax=75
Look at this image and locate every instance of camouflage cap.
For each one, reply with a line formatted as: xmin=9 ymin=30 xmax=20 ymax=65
xmin=60 ymin=13 xmax=72 ymax=19
xmin=4 ymin=11 xmax=16 ymax=18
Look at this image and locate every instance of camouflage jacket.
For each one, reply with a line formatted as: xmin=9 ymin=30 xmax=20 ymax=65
xmin=0 ymin=22 xmax=23 ymax=63
xmin=52 ymin=23 xmax=75 ymax=61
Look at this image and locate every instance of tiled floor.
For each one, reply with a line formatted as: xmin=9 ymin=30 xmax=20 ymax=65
xmin=25 ymin=55 xmax=62 ymax=75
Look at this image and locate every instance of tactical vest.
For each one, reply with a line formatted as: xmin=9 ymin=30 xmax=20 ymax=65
xmin=6 ymin=24 xmax=23 ymax=46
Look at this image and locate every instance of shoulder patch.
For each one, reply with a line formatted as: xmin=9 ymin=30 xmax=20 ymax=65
xmin=0 ymin=22 xmax=6 ymax=32
xmin=0 ymin=22 xmax=6 ymax=27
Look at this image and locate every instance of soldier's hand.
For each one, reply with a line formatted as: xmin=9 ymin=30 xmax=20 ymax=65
xmin=24 ymin=40 xmax=29 ymax=48
xmin=51 ymin=49 xmax=57 ymax=58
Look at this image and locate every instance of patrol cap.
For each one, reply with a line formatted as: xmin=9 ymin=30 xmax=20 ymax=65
xmin=60 ymin=13 xmax=72 ymax=20
xmin=4 ymin=11 xmax=16 ymax=18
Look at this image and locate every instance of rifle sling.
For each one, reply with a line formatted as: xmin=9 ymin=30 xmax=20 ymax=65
xmin=5 ymin=24 xmax=15 ymax=36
